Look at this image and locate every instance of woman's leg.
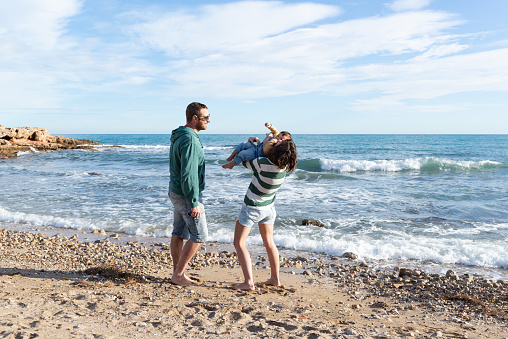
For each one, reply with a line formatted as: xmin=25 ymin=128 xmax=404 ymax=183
xmin=232 ymin=220 xmax=255 ymax=290
xmin=259 ymin=223 xmax=280 ymax=286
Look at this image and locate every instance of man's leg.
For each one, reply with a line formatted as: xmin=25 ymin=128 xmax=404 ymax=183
xmin=170 ymin=235 xmax=184 ymax=275
xmin=171 ymin=240 xmax=202 ymax=286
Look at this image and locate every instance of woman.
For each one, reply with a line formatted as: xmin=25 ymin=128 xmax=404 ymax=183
xmin=231 ymin=139 xmax=298 ymax=290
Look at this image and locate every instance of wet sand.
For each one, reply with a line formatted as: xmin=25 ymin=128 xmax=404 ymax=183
xmin=1 ymin=228 xmax=507 ymax=338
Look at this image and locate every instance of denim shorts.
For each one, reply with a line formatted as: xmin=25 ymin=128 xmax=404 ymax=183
xmin=237 ymin=205 xmax=277 ymax=228
xmin=169 ymin=191 xmax=208 ymax=243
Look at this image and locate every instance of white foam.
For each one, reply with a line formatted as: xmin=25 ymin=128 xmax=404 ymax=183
xmin=267 ymin=224 xmax=508 ymax=269
xmin=0 ymin=206 xmax=99 ymax=231
xmin=204 ymin=146 xmax=233 ymax=151
xmin=320 ymin=157 xmax=501 ymax=172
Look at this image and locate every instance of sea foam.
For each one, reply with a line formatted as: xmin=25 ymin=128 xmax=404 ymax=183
xmin=319 ymin=157 xmax=501 ymax=173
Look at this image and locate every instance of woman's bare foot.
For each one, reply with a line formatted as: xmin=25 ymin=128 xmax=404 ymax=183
xmin=260 ymin=278 xmax=280 ymax=286
xmin=171 ymin=274 xmax=197 ymax=286
xmin=231 ymin=282 xmax=255 ymax=291
xmin=222 ymin=162 xmax=235 ymax=169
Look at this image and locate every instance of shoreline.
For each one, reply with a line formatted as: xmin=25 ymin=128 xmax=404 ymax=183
xmin=1 ymin=227 xmax=507 ymax=338
xmin=2 ymin=221 xmax=507 ymax=282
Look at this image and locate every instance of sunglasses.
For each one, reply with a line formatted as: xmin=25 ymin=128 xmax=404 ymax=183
xmin=196 ymin=114 xmax=210 ymax=121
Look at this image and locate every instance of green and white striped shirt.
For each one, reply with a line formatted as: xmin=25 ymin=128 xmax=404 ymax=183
xmin=242 ymin=157 xmax=287 ymax=210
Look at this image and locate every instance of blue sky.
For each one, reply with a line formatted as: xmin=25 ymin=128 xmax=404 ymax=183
xmin=1 ymin=0 xmax=507 ymax=134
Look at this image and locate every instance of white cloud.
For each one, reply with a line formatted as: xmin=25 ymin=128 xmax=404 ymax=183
xmin=387 ymin=0 xmax=431 ymax=12
xmin=0 ymin=0 xmax=159 ymax=110
xmin=131 ymin=6 xmax=465 ymax=98
xmin=348 ymin=48 xmax=508 ymax=112
xmin=413 ymin=43 xmax=470 ymax=60
xmin=0 ymin=0 xmax=81 ymax=50
xmin=0 ymin=0 xmax=83 ymax=109
xmin=131 ymin=1 xmax=341 ymax=56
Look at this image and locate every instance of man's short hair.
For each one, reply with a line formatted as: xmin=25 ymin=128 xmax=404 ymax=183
xmin=186 ymin=102 xmax=208 ymax=122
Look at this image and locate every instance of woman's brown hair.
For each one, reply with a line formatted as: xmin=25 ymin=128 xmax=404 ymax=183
xmin=267 ymin=140 xmax=298 ymax=173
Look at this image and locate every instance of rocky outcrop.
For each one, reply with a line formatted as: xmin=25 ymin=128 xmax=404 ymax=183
xmin=0 ymin=125 xmax=101 ymax=159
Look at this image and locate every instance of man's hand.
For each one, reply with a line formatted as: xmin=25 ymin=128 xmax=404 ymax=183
xmin=248 ymin=137 xmax=260 ymax=146
xmin=190 ymin=206 xmax=201 ymax=218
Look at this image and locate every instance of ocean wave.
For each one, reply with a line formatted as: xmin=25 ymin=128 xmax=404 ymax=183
xmin=92 ymin=144 xmax=232 ymax=152
xmin=95 ymin=144 xmax=171 ymax=151
xmin=0 ymin=206 xmax=98 ymax=231
xmin=205 ymin=222 xmax=508 ymax=271
xmin=16 ymin=146 xmax=39 ymax=156
xmin=292 ymin=170 xmax=355 ymax=181
xmin=312 ymin=157 xmax=503 ymax=173
xmin=267 ymin=225 xmax=508 ymax=270
xmin=204 ymin=146 xmax=233 ymax=151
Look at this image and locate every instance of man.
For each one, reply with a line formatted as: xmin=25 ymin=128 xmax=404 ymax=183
xmin=168 ymin=102 xmax=210 ymax=286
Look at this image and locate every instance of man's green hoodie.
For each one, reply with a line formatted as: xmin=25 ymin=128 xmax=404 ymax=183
xmin=169 ymin=126 xmax=205 ymax=207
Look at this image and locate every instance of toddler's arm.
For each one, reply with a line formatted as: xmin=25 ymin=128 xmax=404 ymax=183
xmin=265 ymin=123 xmax=279 ymax=137
xmin=263 ymin=138 xmax=278 ymax=155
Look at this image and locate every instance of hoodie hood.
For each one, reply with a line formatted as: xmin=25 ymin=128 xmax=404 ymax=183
xmin=171 ymin=126 xmax=195 ymax=143
xmin=171 ymin=126 xmax=204 ymax=149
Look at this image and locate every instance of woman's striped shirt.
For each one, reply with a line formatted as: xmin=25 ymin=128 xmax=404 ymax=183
xmin=242 ymin=157 xmax=287 ymax=210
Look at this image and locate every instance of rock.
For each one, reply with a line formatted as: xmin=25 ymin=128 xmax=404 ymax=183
xmin=398 ymin=267 xmax=413 ymax=277
xmin=301 ymin=219 xmax=325 ymax=227
xmin=445 ymin=270 xmax=456 ymax=278
xmin=342 ymin=252 xmax=358 ymax=260
xmin=29 ymin=129 xmax=51 ymax=142
xmin=0 ymin=125 xmax=100 ymax=158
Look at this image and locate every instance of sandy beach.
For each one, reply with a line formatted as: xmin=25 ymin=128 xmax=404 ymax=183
xmin=0 ymin=227 xmax=506 ymax=338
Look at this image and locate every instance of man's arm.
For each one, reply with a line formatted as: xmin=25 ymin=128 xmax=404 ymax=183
xmin=179 ymin=140 xmax=202 ymax=217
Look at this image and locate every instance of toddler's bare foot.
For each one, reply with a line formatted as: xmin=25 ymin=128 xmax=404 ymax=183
xmin=231 ymin=282 xmax=255 ymax=291
xmin=222 ymin=162 xmax=235 ymax=169
xmin=260 ymin=278 xmax=280 ymax=286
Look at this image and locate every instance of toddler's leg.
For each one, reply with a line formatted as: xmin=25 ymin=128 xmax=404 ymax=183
xmin=226 ymin=150 xmax=238 ymax=162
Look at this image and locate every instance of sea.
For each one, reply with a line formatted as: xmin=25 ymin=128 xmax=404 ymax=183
xmin=1 ymin=134 xmax=507 ymax=280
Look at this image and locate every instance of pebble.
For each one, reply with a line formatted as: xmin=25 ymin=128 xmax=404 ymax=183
xmin=0 ymin=228 xmax=506 ymax=326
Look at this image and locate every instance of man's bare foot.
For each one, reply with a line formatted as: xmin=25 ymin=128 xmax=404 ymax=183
xmin=260 ymin=278 xmax=280 ymax=286
xmin=185 ymin=274 xmax=200 ymax=283
xmin=171 ymin=274 xmax=197 ymax=286
xmin=231 ymin=282 xmax=255 ymax=291
xmin=222 ymin=162 xmax=235 ymax=169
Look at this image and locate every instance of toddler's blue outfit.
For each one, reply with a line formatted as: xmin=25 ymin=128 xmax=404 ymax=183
xmin=231 ymin=142 xmax=266 ymax=165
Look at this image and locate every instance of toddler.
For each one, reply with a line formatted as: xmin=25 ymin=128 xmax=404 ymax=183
xmin=222 ymin=123 xmax=292 ymax=169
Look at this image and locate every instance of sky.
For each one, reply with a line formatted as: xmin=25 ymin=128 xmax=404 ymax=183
xmin=1 ymin=0 xmax=508 ymax=134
